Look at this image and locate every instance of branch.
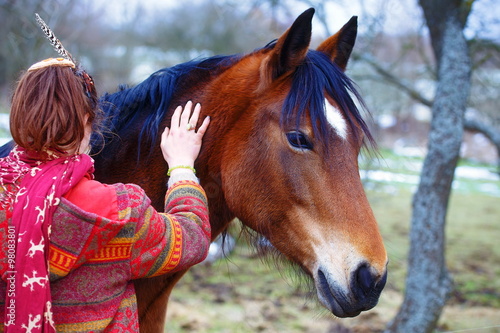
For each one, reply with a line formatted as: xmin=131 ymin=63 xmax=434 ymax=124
xmin=464 ymin=117 xmax=500 ymax=174
xmin=464 ymin=118 xmax=500 ymax=148
xmin=353 ymin=51 xmax=500 ymax=170
xmin=353 ymin=52 xmax=433 ymax=107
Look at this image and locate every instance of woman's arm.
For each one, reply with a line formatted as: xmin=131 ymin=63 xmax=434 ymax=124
xmin=129 ymin=101 xmax=211 ymax=277
xmin=128 ymin=180 xmax=210 ymax=278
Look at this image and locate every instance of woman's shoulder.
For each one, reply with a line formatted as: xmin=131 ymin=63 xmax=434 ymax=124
xmin=64 ymin=176 xmax=122 ymax=219
xmin=64 ymin=177 xmax=151 ymax=219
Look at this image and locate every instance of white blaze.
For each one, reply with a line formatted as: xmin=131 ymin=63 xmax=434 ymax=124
xmin=324 ymin=99 xmax=348 ymax=140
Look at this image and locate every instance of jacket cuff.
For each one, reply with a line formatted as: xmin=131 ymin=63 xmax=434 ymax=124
xmin=167 ymin=171 xmax=199 ymax=188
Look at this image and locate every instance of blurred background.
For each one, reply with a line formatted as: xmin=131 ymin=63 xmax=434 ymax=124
xmin=1 ymin=0 xmax=499 ymax=332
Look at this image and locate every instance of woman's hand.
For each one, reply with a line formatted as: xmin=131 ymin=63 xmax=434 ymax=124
xmin=160 ymin=101 xmax=210 ymax=172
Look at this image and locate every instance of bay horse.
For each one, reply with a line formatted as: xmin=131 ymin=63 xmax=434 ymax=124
xmin=95 ymin=8 xmax=388 ymax=332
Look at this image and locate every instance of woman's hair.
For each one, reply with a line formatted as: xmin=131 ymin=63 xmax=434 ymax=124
xmin=10 ymin=65 xmax=100 ymax=153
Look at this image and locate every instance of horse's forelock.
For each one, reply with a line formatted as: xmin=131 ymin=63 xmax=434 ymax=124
xmin=281 ymin=50 xmax=374 ymax=149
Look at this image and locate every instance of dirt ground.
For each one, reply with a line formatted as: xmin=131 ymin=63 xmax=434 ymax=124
xmin=167 ymin=289 xmax=500 ymax=332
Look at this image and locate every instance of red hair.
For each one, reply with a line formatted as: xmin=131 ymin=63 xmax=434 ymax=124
xmin=10 ymin=65 xmax=100 ymax=154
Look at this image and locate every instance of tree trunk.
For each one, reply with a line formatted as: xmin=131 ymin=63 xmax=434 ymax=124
xmin=385 ymin=2 xmax=472 ymax=332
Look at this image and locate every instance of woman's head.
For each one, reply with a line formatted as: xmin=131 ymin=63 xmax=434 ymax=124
xmin=10 ymin=58 xmax=100 ymax=154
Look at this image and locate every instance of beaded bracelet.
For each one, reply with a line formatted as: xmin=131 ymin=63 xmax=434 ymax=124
xmin=167 ymin=165 xmax=196 ymax=176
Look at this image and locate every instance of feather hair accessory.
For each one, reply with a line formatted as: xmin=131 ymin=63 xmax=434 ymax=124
xmin=33 ymin=13 xmax=96 ymax=105
xmin=35 ymin=13 xmax=74 ymax=63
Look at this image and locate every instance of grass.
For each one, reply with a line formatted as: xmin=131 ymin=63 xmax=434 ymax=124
xmin=372 ymin=189 xmax=500 ymax=307
xmin=365 ymin=150 xmax=500 ymax=308
xmin=167 ymin=244 xmax=348 ymax=333
xmin=447 ymin=194 xmax=500 ymax=308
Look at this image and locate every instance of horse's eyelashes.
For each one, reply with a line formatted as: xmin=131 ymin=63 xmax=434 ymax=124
xmin=286 ymin=131 xmax=313 ymax=151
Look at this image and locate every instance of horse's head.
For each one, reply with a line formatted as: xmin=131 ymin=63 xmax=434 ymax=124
xmin=208 ymin=8 xmax=387 ymax=317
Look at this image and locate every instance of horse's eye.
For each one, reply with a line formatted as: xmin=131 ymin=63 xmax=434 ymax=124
xmin=286 ymin=131 xmax=313 ymax=150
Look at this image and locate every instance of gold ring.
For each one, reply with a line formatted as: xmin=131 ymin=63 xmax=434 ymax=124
xmin=186 ymin=123 xmax=195 ymax=131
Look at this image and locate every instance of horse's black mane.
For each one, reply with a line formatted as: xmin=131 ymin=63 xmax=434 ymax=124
xmin=95 ymin=55 xmax=242 ymax=151
xmin=93 ymin=44 xmax=372 ymax=153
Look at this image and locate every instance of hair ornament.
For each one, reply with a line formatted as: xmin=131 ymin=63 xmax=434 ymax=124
xmin=35 ymin=13 xmax=75 ymax=62
xmin=28 ymin=57 xmax=75 ymax=72
xmin=33 ymin=13 xmax=95 ymax=101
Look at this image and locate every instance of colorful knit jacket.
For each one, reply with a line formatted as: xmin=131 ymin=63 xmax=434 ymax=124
xmin=0 ymin=176 xmax=210 ymax=332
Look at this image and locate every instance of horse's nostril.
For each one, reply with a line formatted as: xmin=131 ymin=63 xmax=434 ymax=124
xmin=377 ymin=270 xmax=388 ymax=290
xmin=355 ymin=265 xmax=376 ymax=296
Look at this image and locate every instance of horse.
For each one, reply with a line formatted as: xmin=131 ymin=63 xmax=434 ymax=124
xmin=93 ymin=8 xmax=388 ymax=332
xmin=0 ymin=8 xmax=387 ymax=332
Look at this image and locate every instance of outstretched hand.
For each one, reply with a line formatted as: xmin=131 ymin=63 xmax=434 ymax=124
xmin=160 ymin=101 xmax=210 ymax=172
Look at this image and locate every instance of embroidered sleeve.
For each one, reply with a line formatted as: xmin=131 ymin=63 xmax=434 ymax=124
xmin=128 ymin=180 xmax=210 ymax=278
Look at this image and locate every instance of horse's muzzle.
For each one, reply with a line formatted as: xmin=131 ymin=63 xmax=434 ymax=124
xmin=316 ymin=265 xmax=387 ymax=317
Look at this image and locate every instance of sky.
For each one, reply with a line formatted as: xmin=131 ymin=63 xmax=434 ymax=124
xmin=98 ymin=0 xmax=421 ymax=35
xmin=96 ymin=0 xmax=499 ymax=41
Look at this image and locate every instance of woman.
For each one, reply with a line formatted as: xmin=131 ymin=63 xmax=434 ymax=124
xmin=0 ymin=57 xmax=211 ymax=332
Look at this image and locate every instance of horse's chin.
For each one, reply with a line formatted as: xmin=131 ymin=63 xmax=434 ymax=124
xmin=251 ymin=234 xmax=386 ymax=318
xmin=315 ymin=268 xmax=384 ymax=318
xmin=316 ymin=270 xmax=361 ymax=317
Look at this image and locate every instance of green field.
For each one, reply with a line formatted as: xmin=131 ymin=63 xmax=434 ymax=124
xmin=166 ymin=151 xmax=500 ymax=332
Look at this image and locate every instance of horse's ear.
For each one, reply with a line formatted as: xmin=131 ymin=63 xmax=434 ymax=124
xmin=316 ymin=16 xmax=357 ymax=71
xmin=264 ymin=8 xmax=314 ymax=81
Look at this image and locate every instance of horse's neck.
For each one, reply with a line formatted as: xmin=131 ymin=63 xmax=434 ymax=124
xmin=182 ymin=86 xmax=249 ymax=239
xmin=195 ymin=108 xmax=238 ymax=239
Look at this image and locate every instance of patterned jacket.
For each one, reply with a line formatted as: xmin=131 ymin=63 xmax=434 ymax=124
xmin=0 ymin=176 xmax=210 ymax=332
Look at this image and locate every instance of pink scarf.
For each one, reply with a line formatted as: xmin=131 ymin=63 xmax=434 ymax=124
xmin=0 ymin=146 xmax=93 ymax=332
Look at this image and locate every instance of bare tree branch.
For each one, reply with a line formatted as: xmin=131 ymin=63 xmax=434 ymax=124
xmin=464 ymin=118 xmax=500 ymax=173
xmin=353 ymin=52 xmax=433 ymax=107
